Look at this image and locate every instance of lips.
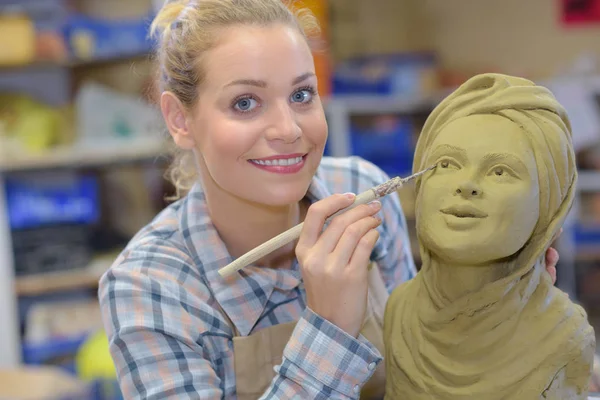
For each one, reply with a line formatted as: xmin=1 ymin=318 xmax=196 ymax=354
xmin=441 ymin=204 xmax=488 ymax=219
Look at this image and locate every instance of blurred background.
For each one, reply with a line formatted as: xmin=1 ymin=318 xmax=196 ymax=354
xmin=2 ymin=0 xmax=600 ymax=398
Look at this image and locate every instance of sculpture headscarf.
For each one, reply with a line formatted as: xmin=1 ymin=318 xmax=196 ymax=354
xmin=384 ymin=73 xmax=595 ymax=399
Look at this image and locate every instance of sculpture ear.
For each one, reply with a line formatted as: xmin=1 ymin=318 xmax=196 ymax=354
xmin=160 ymin=91 xmax=196 ymax=150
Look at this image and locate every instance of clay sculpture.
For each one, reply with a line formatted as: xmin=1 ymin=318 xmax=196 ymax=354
xmin=383 ymin=73 xmax=596 ymax=399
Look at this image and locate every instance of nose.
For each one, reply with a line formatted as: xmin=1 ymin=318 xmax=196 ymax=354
xmin=265 ymin=102 xmax=301 ymax=143
xmin=454 ymin=181 xmax=481 ymax=198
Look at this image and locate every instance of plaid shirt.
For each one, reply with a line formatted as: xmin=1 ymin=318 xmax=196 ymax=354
xmin=99 ymin=156 xmax=416 ymax=399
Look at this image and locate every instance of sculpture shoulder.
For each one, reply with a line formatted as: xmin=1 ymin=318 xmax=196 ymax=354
xmin=384 ymin=277 xmax=416 ymax=323
xmin=540 ymin=337 xmax=595 ymax=400
xmin=540 ymin=287 xmax=596 ymax=399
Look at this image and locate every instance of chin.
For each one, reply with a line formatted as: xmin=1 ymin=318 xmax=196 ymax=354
xmin=419 ymin=227 xmax=489 ymax=266
xmin=250 ymin=182 xmax=311 ymax=207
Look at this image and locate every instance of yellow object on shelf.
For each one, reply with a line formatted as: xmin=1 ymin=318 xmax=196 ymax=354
xmin=75 ymin=330 xmax=117 ymax=381
xmin=0 ymin=93 xmax=70 ymax=153
xmin=0 ymin=13 xmax=36 ymax=66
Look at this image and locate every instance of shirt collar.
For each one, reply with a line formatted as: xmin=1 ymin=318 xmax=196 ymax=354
xmin=181 ymin=171 xmax=332 ymax=337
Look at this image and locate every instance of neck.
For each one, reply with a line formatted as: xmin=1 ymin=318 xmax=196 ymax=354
xmin=427 ymin=255 xmax=513 ymax=304
xmin=202 ymin=177 xmax=306 ymax=270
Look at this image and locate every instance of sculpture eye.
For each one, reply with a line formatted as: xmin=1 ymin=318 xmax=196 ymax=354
xmin=494 ymin=167 xmax=504 ymax=176
xmin=440 ymin=160 xmax=450 ymax=168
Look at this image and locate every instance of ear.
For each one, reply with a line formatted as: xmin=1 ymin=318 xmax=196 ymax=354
xmin=160 ymin=91 xmax=196 ymax=150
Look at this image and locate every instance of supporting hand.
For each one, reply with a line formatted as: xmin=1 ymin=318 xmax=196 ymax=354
xmin=545 ymin=228 xmax=563 ymax=285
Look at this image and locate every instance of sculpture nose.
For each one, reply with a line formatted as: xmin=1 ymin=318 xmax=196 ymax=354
xmin=455 ymin=181 xmax=481 ymax=198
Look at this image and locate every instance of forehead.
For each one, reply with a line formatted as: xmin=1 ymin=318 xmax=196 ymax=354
xmin=431 ymin=114 xmax=531 ymax=155
xmin=202 ymin=24 xmax=314 ymax=86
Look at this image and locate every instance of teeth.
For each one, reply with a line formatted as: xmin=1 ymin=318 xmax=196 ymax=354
xmin=251 ymin=156 xmax=303 ymax=166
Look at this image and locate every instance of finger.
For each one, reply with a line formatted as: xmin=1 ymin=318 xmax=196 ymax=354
xmin=546 ymin=247 xmax=560 ymax=269
xmin=332 ymin=215 xmax=382 ymax=266
xmin=315 ymin=201 xmax=382 ymax=255
xmin=547 ymin=265 xmax=557 ymax=285
xmin=297 ymin=193 xmax=355 ymax=250
xmin=347 ymin=228 xmax=380 ymax=271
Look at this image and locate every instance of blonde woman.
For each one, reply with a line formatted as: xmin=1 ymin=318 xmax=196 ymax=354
xmin=98 ymin=1 xmax=561 ymax=398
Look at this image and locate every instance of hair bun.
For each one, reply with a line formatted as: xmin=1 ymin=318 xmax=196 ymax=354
xmin=150 ymin=0 xmax=189 ymax=40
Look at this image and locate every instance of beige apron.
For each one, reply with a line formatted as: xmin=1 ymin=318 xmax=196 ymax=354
xmin=221 ymin=262 xmax=389 ymax=400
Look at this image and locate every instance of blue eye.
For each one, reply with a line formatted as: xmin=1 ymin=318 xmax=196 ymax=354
xmin=234 ymin=97 xmax=258 ymax=112
xmin=290 ymin=88 xmax=314 ymax=104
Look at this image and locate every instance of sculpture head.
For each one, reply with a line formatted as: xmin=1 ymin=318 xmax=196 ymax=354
xmin=413 ymin=73 xmax=576 ymax=268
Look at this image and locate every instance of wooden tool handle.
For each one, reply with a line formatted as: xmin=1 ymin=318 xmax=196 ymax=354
xmin=218 ymin=223 xmax=305 ymax=277
xmin=218 ymin=189 xmax=379 ymax=277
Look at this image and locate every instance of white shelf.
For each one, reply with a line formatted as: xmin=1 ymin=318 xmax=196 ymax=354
xmin=323 ymin=91 xmax=447 ymax=115
xmin=15 ymin=254 xmax=114 ymax=297
xmin=0 ymin=139 xmax=168 ymax=172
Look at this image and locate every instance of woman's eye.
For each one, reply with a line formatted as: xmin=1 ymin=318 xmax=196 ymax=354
xmin=290 ymin=89 xmax=313 ymax=104
xmin=234 ymin=97 xmax=258 ymax=112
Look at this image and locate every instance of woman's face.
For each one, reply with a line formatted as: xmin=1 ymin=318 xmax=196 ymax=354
xmin=416 ymin=114 xmax=540 ymax=266
xmin=186 ymin=23 xmax=327 ymax=206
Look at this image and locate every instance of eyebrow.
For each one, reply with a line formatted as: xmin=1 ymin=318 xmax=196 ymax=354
xmin=482 ymin=152 xmax=529 ymax=171
xmin=224 ymin=72 xmax=315 ymax=88
xmin=430 ymin=144 xmax=467 ymax=160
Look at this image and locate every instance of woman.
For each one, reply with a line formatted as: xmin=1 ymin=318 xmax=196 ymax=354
xmin=384 ymin=73 xmax=594 ymax=399
xmin=98 ymin=1 xmax=560 ymax=399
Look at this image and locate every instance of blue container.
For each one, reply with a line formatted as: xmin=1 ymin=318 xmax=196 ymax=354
xmin=63 ymin=13 xmax=155 ymax=61
xmin=349 ymin=117 xmax=415 ymax=177
xmin=325 ymin=116 xmax=415 ymax=177
xmin=332 ymin=52 xmax=437 ymax=97
xmin=5 ymin=173 xmax=99 ymax=230
xmin=574 ymin=223 xmax=600 ymax=248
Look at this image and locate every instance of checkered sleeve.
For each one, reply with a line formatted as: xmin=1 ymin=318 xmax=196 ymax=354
xmin=261 ymin=307 xmax=382 ymax=399
xmin=98 ymin=245 xmax=228 ymax=400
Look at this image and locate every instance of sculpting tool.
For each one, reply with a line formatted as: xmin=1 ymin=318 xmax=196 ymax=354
xmin=218 ymin=164 xmax=437 ymax=277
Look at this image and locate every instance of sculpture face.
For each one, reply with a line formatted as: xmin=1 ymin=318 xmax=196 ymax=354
xmin=416 ymin=114 xmax=540 ymax=266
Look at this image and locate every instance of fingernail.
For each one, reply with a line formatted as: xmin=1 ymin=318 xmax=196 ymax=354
xmin=344 ymin=192 xmax=355 ymax=199
xmin=369 ymin=200 xmax=381 ymax=209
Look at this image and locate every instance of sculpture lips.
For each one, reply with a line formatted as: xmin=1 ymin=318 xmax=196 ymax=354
xmin=441 ymin=204 xmax=488 ymax=218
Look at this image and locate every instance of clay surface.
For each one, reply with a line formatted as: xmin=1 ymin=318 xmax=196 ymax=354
xmin=383 ymin=73 xmax=596 ymax=399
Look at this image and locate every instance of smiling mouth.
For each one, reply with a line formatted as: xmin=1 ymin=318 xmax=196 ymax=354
xmin=249 ymin=154 xmax=306 ymax=166
xmin=441 ymin=205 xmax=488 ymax=219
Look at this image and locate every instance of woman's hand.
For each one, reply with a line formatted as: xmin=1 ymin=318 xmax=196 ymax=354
xmin=296 ymin=193 xmax=382 ymax=338
xmin=545 ymin=228 xmax=563 ymax=285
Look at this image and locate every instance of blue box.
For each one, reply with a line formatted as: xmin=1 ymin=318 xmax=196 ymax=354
xmin=325 ymin=116 xmax=415 ymax=177
xmin=332 ymin=52 xmax=438 ymax=97
xmin=63 ymin=13 xmax=155 ymax=61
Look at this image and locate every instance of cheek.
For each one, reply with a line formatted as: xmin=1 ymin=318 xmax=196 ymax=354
xmin=199 ymin=119 xmax=260 ymax=160
xmin=299 ymin=111 xmax=328 ymax=145
xmin=421 ymin=176 xmax=452 ymax=201
xmin=416 ymin=180 xmax=444 ymax=220
xmin=490 ymin=184 xmax=539 ymax=233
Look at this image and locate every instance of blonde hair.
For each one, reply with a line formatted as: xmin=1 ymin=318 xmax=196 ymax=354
xmin=150 ymin=0 xmax=321 ymax=199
